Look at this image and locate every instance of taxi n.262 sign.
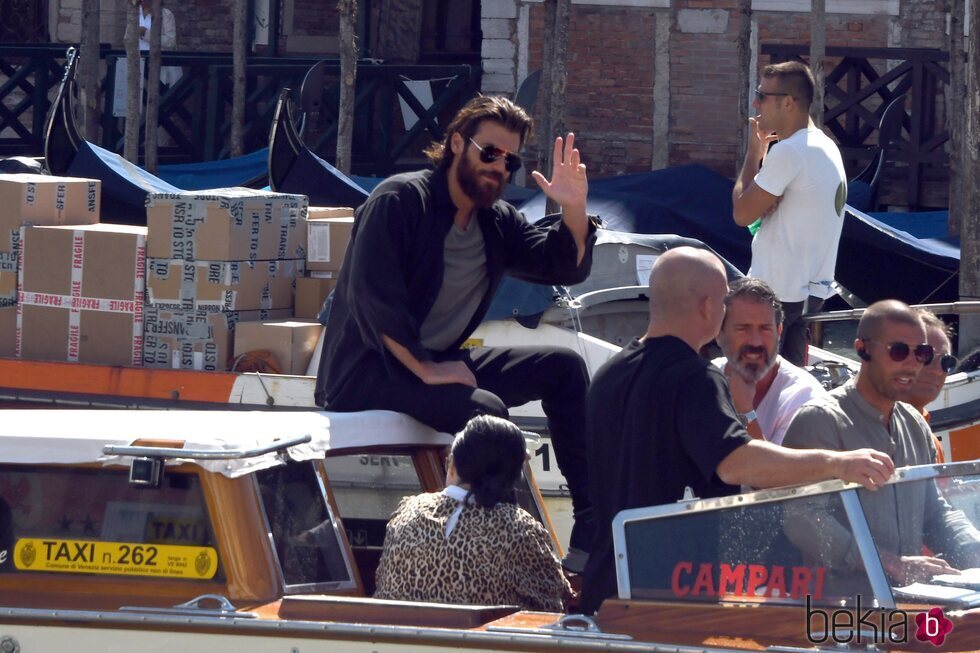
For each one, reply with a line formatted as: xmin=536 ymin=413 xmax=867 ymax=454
xmin=14 ymin=538 xmax=218 ymax=579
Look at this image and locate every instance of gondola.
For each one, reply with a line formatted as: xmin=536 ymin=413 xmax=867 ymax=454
xmin=42 ymin=50 xmax=269 ymax=224
xmin=267 ymin=88 xmax=369 ymax=208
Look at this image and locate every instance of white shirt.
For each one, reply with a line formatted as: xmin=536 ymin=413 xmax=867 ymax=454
xmin=713 ymin=355 xmax=827 ymax=446
xmin=749 ymin=127 xmax=847 ymax=302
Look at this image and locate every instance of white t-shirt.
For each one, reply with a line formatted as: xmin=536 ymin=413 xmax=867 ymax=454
xmin=713 ymin=355 xmax=827 ymax=446
xmin=749 ymin=126 xmax=847 ymax=303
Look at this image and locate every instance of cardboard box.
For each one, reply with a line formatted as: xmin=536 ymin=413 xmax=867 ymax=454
xmin=146 ymin=258 xmax=303 ymax=312
xmin=234 ymin=319 xmax=322 ymax=375
xmin=307 ymin=211 xmax=354 ymax=273
xmin=143 ymin=306 xmax=290 ymax=371
xmin=0 ymin=174 xmax=100 ymax=229
xmin=0 ymin=271 xmax=15 ymax=308
xmin=17 ymin=224 xmax=146 ymax=366
xmin=146 ymin=189 xmax=308 ymax=261
xmin=0 ymin=305 xmax=15 ymax=358
xmin=294 ymin=276 xmax=337 ymax=319
xmin=0 ymin=174 xmax=101 ymax=305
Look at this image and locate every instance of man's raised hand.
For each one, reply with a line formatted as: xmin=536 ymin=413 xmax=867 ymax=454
xmin=531 ymin=133 xmax=588 ymax=212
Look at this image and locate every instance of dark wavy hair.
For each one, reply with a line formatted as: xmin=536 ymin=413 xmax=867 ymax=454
xmin=423 ymin=94 xmax=533 ymax=169
xmin=450 ymin=415 xmax=526 ymax=509
xmin=723 ymin=276 xmax=783 ymax=327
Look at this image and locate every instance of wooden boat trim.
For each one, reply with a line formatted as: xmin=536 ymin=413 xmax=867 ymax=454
xmin=0 ymin=604 xmax=722 ymax=651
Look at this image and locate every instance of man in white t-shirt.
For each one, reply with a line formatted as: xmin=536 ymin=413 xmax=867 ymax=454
xmin=732 ymin=61 xmax=847 ymax=367
xmin=714 ymin=277 xmax=826 ymax=445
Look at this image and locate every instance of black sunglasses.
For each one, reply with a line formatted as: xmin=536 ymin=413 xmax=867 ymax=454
xmin=861 ymin=338 xmax=935 ymax=365
xmin=469 ymin=138 xmax=523 ymax=173
xmin=754 ymin=88 xmax=791 ymax=102
xmin=934 ymin=354 xmax=958 ymax=374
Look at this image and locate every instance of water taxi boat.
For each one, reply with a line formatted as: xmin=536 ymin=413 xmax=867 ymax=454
xmin=4 ymin=409 xmax=980 ymax=651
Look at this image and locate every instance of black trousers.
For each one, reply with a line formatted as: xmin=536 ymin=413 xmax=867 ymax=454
xmin=328 ymin=345 xmax=594 ymax=550
xmin=779 ymin=296 xmax=824 ymax=366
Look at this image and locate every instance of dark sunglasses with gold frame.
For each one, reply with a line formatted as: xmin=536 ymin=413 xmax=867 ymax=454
xmin=469 ymin=138 xmax=523 ymax=173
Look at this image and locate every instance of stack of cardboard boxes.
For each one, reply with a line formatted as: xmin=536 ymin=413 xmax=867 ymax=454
xmin=294 ymin=207 xmax=354 ymax=319
xmin=143 ymin=189 xmax=309 ymax=371
xmin=226 ymin=206 xmax=354 ymax=376
xmin=0 ymin=174 xmax=122 ymax=361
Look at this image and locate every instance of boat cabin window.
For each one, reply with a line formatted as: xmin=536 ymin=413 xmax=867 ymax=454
xmin=324 ymin=454 xmax=423 ymax=549
xmin=0 ymin=465 xmax=222 ymax=582
xmin=323 ymin=453 xmax=423 ymax=594
xmin=256 ymin=461 xmax=355 ymax=591
xmin=858 ymin=473 xmax=980 ymax=606
xmin=617 ymin=492 xmax=873 ymax=607
xmin=616 ymin=467 xmax=980 ymax=610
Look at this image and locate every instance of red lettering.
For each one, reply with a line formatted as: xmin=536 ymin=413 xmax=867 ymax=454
xmin=691 ymin=563 xmax=715 ymax=597
xmin=746 ymin=564 xmax=768 ymax=596
xmin=765 ymin=565 xmax=788 ymax=598
xmin=813 ymin=566 xmax=826 ymax=600
xmin=671 ymin=561 xmax=693 ymax=597
xmin=68 ymin=323 xmax=80 ymax=358
xmin=791 ymin=566 xmax=813 ymax=599
xmin=718 ymin=563 xmax=746 ymax=597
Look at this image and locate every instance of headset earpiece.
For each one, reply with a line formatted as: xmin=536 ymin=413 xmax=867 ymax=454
xmin=857 ymin=348 xmax=871 ymax=362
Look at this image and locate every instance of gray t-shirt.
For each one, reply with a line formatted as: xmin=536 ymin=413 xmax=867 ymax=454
xmin=420 ymin=218 xmax=489 ymax=351
xmin=781 ymin=380 xmax=980 ymax=575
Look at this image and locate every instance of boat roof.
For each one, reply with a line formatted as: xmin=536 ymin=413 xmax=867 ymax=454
xmin=0 ymin=409 xmax=452 ymax=477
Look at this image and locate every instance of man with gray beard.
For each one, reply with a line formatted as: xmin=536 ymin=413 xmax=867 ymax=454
xmin=714 ymin=277 xmax=826 ymax=445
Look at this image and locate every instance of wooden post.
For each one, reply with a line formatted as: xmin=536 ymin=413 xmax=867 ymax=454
xmin=538 ymin=0 xmax=570 ymax=216
xmin=809 ymin=0 xmax=825 ymax=125
xmin=145 ymin=0 xmax=163 ymax=172
xmin=336 ymin=0 xmax=357 ymax=175
xmin=124 ymin=0 xmax=141 ymax=163
xmin=231 ymin=0 xmax=247 ymax=157
xmin=958 ymin=0 xmax=980 ymax=352
xmin=948 ymin=0 xmax=966 ymax=236
xmin=735 ymin=0 xmax=752 ymax=165
xmin=79 ymin=0 xmax=100 ymax=141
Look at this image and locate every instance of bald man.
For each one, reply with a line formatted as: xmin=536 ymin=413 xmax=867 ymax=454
xmin=579 ymin=247 xmax=895 ymax=614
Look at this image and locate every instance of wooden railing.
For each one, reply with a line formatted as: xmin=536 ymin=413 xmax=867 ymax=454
xmin=0 ymin=44 xmax=480 ymax=175
xmin=763 ymin=44 xmax=949 ymax=210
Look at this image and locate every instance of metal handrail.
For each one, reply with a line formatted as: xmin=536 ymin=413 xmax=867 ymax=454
xmin=803 ymin=300 xmax=980 ymax=323
xmin=102 ymin=433 xmax=312 ymax=460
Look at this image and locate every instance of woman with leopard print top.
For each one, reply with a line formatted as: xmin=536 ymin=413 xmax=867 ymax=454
xmin=374 ymin=415 xmax=572 ymax=611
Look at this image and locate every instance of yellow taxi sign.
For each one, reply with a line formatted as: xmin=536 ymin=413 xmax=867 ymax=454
xmin=14 ymin=538 xmax=218 ymax=580
xmin=461 ymin=338 xmax=483 ymax=350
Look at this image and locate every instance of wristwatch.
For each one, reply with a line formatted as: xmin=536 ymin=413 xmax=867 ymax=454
xmin=740 ymin=409 xmax=758 ymax=425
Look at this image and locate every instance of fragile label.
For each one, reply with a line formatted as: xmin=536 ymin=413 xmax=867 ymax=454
xmin=13 ymin=538 xmax=218 ymax=579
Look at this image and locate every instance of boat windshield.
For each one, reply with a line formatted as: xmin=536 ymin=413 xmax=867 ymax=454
xmin=613 ymin=463 xmax=980 ymax=609
xmin=255 ymin=461 xmax=356 ymax=592
xmin=0 ymin=464 xmax=222 ymax=581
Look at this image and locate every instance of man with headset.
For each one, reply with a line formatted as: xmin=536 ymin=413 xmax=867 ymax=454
xmin=783 ymin=300 xmax=980 ymax=585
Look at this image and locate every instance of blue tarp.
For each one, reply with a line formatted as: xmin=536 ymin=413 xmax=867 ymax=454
xmin=156 ymin=148 xmax=268 ymax=190
xmin=67 ymin=141 xmax=180 ymax=224
xmin=517 ymin=164 xmax=753 ymax=272
xmin=490 ymin=164 xmax=959 ymax=311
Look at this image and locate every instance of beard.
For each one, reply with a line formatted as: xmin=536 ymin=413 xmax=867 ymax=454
xmin=456 ymin=153 xmax=507 ymax=208
xmin=730 ymin=344 xmax=777 ymax=383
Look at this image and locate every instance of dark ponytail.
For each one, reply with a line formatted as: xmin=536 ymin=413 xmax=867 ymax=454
xmin=450 ymin=415 xmax=526 ymax=509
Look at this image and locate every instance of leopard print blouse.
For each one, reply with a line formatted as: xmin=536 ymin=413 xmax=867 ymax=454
xmin=373 ymin=492 xmax=571 ymax=611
